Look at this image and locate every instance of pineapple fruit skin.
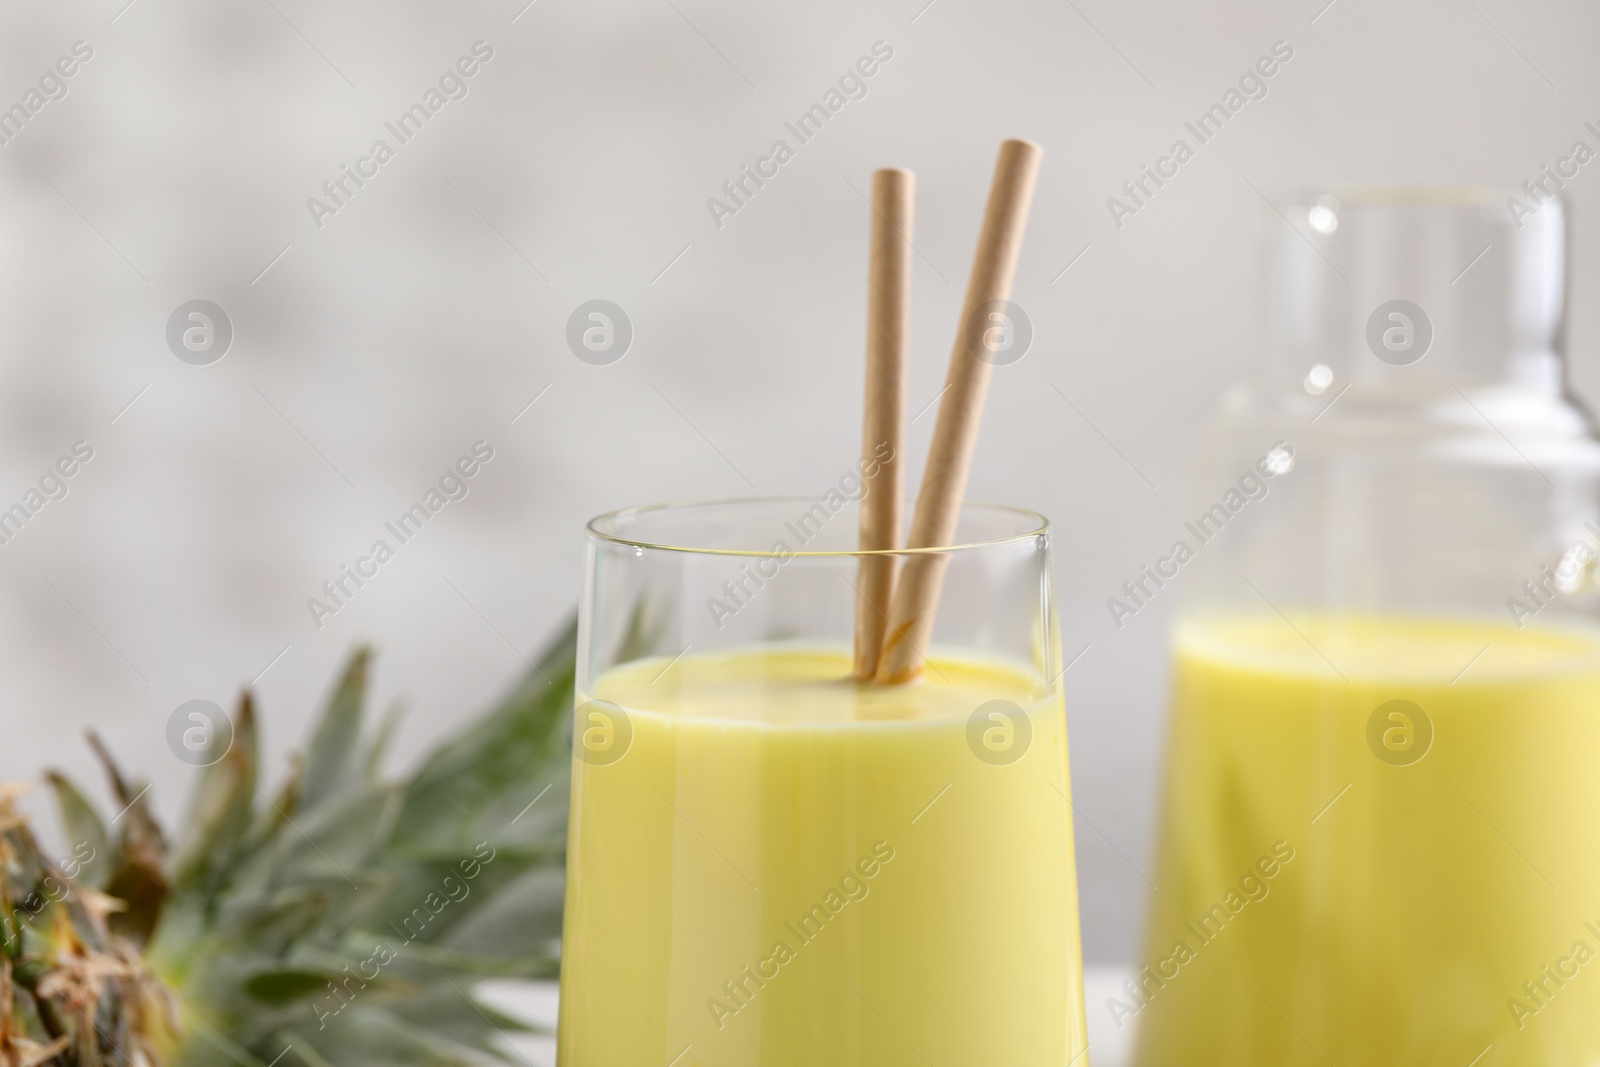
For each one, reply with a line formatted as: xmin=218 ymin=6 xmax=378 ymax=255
xmin=2 ymin=619 xmax=575 ymax=1067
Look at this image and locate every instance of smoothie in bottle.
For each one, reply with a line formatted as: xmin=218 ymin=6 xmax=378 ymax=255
xmin=1134 ymin=191 xmax=1600 ymax=1066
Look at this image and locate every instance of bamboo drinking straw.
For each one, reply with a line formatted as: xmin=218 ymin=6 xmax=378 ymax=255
xmin=876 ymin=139 xmax=1042 ymax=684
xmin=854 ymin=168 xmax=914 ymax=680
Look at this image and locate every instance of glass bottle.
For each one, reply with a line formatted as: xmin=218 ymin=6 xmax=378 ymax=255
xmin=1132 ymin=190 xmax=1600 ymax=1066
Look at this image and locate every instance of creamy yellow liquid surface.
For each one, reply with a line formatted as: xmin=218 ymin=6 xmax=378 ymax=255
xmin=557 ymin=646 xmax=1087 ymax=1066
xmin=1134 ymin=615 xmax=1600 ymax=1067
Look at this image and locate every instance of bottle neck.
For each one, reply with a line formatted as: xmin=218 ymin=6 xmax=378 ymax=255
xmin=1265 ymin=190 xmax=1566 ymax=402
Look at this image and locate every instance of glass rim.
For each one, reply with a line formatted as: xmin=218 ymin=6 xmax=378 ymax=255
xmin=585 ymin=496 xmax=1050 ymax=558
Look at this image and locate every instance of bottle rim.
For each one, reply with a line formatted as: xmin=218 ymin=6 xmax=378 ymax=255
xmin=1269 ymin=185 xmax=1554 ymax=208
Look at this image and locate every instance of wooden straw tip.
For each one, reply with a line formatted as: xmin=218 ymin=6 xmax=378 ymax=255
xmin=1000 ymin=138 xmax=1043 ymax=160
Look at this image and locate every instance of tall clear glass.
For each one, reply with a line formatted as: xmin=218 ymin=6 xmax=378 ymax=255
xmin=1133 ymin=190 xmax=1600 ymax=1066
xmin=558 ymin=497 xmax=1087 ymax=1066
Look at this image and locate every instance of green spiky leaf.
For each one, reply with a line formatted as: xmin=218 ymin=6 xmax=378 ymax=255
xmin=1 ymin=616 xmax=578 ymax=1067
xmin=170 ymin=694 xmax=258 ymax=902
xmin=44 ymin=772 xmax=110 ymax=890
xmin=243 ymin=969 xmax=338 ymax=1006
xmin=390 ymin=620 xmax=575 ymax=861
xmin=300 ymin=650 xmax=371 ymax=812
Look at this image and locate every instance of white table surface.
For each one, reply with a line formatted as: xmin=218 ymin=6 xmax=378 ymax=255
xmin=479 ymin=965 xmax=1136 ymax=1066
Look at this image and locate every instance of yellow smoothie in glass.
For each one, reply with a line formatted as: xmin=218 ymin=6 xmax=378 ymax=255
xmin=557 ymin=646 xmax=1087 ymax=1067
xmin=1134 ymin=614 xmax=1600 ymax=1067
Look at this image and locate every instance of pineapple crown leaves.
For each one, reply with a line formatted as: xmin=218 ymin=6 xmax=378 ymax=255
xmin=26 ymin=615 xmax=578 ymax=1067
xmin=0 ymin=787 xmax=176 ymax=1067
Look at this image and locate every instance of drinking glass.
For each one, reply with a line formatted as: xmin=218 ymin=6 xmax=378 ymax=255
xmin=1133 ymin=190 xmax=1600 ymax=1066
xmin=557 ymin=497 xmax=1088 ymax=1066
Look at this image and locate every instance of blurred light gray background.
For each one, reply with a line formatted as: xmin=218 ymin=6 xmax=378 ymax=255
xmin=1 ymin=0 xmax=1594 ymax=967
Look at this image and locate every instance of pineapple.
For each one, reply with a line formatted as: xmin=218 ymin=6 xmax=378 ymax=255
xmin=0 ymin=619 xmax=576 ymax=1067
